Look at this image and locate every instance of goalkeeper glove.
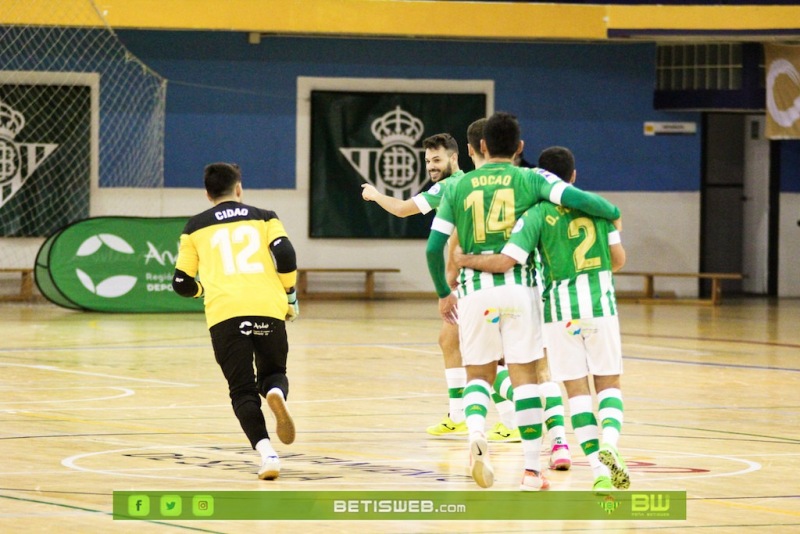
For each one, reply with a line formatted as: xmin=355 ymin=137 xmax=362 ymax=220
xmin=285 ymin=288 xmax=299 ymax=322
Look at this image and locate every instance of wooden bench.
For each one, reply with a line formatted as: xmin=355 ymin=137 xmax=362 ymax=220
xmin=0 ymin=268 xmax=35 ymax=302
xmin=615 ymin=271 xmax=744 ymax=306
xmin=296 ymin=268 xmax=400 ymax=300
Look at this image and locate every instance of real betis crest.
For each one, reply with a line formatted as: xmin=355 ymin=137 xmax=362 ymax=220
xmin=339 ymin=106 xmax=429 ymax=199
xmin=0 ymin=98 xmax=59 ymax=209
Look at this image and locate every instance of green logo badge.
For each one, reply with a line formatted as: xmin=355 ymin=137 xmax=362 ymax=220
xmin=597 ymin=494 xmax=620 ymax=515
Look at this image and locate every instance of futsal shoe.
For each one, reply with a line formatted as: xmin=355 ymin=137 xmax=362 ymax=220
xmin=258 ymin=456 xmax=280 ymax=480
xmin=267 ymin=388 xmax=296 ymax=445
xmin=592 ymin=475 xmax=613 ymax=494
xmin=520 ymin=469 xmax=550 ymax=491
xmin=548 ymin=443 xmax=572 ymax=471
xmin=598 ymin=443 xmax=630 ymax=489
xmin=487 ymin=421 xmax=521 ymax=442
xmin=426 ymin=415 xmax=468 ymax=437
xmin=469 ymin=433 xmax=494 ymax=488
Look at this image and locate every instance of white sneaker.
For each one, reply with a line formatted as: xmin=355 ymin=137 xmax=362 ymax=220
xmin=267 ymin=388 xmax=296 ymax=445
xmin=258 ymin=456 xmax=280 ymax=480
xmin=469 ymin=433 xmax=494 ymax=488
xmin=520 ymin=469 xmax=550 ymax=491
xmin=549 ymin=443 xmax=572 ymax=471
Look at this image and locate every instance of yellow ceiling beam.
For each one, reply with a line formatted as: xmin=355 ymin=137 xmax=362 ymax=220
xmin=96 ymin=0 xmax=608 ymax=40
xmin=3 ymin=1 xmax=799 ymax=40
xmin=607 ymin=5 xmax=800 ymax=32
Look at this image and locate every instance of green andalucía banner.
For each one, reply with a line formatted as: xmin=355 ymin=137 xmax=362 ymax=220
xmin=35 ymin=217 xmax=203 ymax=313
xmin=113 ymin=490 xmax=687 ymax=521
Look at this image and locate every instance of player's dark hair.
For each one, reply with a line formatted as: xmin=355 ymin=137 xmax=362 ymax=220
xmin=483 ymin=112 xmax=520 ymax=158
xmin=204 ymin=162 xmax=241 ymax=199
xmin=467 ymin=118 xmax=487 ymax=154
xmin=538 ymin=146 xmax=575 ymax=183
xmin=422 ymin=133 xmax=459 ymax=155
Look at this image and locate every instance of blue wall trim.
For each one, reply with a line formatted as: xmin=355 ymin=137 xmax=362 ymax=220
xmin=114 ymin=31 xmax=798 ymax=193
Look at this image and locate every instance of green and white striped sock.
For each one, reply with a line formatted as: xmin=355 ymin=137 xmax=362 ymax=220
xmin=515 ymin=383 xmax=543 ymax=472
xmin=463 ymin=379 xmax=491 ymax=436
xmin=569 ymin=394 xmax=606 ymax=478
xmin=598 ymin=388 xmax=624 ymax=447
xmin=445 ymin=367 xmax=466 ymax=423
xmin=540 ymin=381 xmax=567 ymax=446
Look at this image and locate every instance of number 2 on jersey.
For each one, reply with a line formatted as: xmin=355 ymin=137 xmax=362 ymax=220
xmin=464 ymin=189 xmax=516 ymax=242
xmin=569 ymin=216 xmax=601 ymax=271
xmin=210 ymin=226 xmax=265 ymax=275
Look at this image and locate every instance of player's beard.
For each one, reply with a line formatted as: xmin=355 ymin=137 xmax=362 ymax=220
xmin=429 ymin=161 xmax=453 ymax=183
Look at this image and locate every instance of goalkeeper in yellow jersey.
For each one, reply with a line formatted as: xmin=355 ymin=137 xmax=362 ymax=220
xmin=172 ymin=162 xmax=299 ymax=481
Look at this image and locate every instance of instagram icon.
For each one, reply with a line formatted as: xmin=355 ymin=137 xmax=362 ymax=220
xmin=192 ymin=495 xmax=214 ymax=517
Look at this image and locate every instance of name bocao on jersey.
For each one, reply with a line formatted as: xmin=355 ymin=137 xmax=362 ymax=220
xmin=471 ymin=174 xmax=512 ymax=187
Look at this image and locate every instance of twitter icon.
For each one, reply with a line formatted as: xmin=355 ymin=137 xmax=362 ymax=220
xmin=160 ymin=495 xmax=182 ymax=517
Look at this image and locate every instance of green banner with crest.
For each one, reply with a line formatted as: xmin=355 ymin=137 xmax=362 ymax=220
xmin=309 ymin=90 xmax=486 ymax=238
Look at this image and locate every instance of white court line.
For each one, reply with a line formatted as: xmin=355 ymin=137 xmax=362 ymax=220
xmin=0 ymin=343 xmax=209 ymax=353
xmin=0 ymin=387 xmax=134 ymax=405
xmin=371 ymin=344 xmax=440 ymax=355
xmin=622 ymin=448 xmax=761 ymax=482
xmin=61 ymin=444 xmax=760 ymax=485
xmin=0 ymin=340 xmax=438 ymax=353
xmin=623 ymin=343 xmax=710 ymax=356
xmin=0 ymin=392 xmax=445 ymax=413
xmin=0 ymin=362 xmax=196 ymax=387
xmin=297 ymin=392 xmax=440 ymax=403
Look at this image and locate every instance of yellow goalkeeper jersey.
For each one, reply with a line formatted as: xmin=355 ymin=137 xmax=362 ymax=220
xmin=175 ymin=201 xmax=294 ymax=328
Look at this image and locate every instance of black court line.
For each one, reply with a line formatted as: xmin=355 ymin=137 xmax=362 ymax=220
xmin=624 ymin=331 xmax=800 ymax=350
xmin=623 ymin=355 xmax=800 ymax=373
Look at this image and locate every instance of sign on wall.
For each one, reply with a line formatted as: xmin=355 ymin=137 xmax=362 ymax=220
xmin=308 ymin=85 xmax=489 ymax=238
xmin=764 ymin=43 xmax=800 ymax=139
xmin=35 ymin=217 xmax=203 ymax=313
xmin=0 ymin=73 xmax=97 ymax=237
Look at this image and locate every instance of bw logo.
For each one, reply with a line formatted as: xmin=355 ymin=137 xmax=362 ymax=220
xmin=339 ymin=106 xmax=429 ymax=199
xmin=0 ymin=99 xmax=58 ymax=210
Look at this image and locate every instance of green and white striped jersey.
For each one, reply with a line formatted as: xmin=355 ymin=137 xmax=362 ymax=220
xmin=412 ymin=170 xmax=465 ymax=214
xmin=427 ymin=163 xmax=619 ymax=299
xmin=502 ymin=202 xmax=620 ymax=322
xmin=432 ymin=163 xmax=566 ymax=297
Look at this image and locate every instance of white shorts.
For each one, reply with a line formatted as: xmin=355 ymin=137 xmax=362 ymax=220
xmin=544 ymin=315 xmax=623 ymax=382
xmin=533 ymin=285 xmax=546 ymax=349
xmin=458 ymin=285 xmax=544 ymax=366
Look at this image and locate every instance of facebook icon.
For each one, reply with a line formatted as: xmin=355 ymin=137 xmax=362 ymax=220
xmin=128 ymin=495 xmax=150 ymax=517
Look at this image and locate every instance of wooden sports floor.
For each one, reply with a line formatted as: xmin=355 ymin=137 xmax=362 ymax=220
xmin=0 ymin=297 xmax=798 ymax=533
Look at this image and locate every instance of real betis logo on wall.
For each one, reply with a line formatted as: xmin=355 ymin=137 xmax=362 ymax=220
xmin=339 ymin=106 xmax=429 ymax=199
xmin=0 ymin=98 xmax=58 ymax=209
xmin=308 ymin=88 xmax=486 ymax=238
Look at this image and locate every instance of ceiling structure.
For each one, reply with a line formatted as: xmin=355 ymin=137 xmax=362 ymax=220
xmin=4 ymin=1 xmax=800 ymax=43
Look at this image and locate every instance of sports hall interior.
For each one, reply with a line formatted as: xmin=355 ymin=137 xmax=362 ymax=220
xmin=1 ymin=1 xmax=799 ymax=532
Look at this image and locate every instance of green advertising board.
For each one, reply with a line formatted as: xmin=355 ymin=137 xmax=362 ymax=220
xmin=35 ymin=217 xmax=203 ymax=313
xmin=113 ymin=490 xmax=687 ymax=521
